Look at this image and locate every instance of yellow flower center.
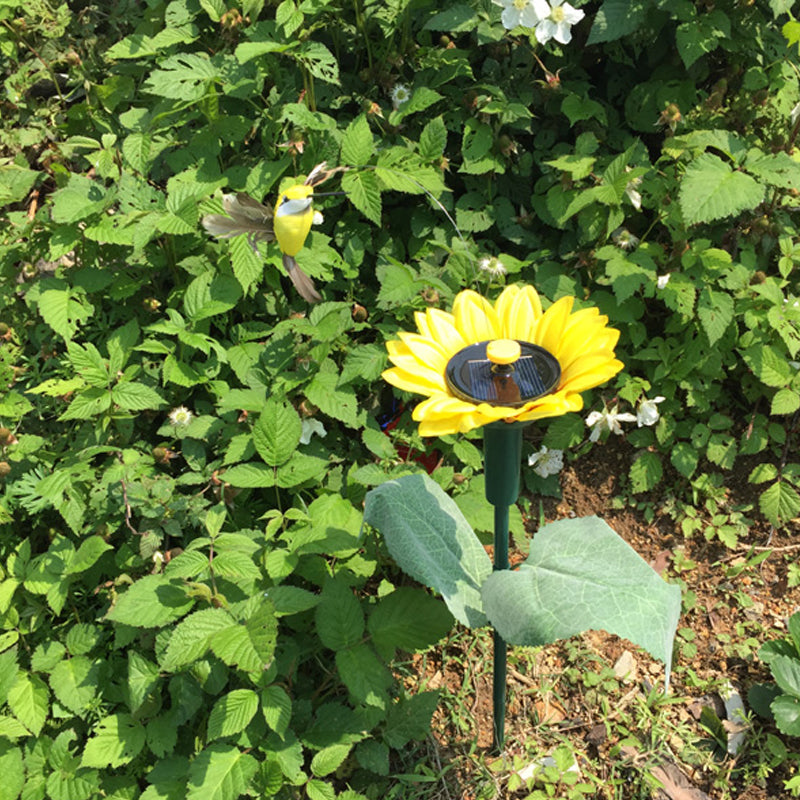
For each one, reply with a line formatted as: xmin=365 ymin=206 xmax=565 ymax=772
xmin=513 ymin=0 xmax=527 ymax=9
xmin=550 ymin=6 xmax=565 ymax=22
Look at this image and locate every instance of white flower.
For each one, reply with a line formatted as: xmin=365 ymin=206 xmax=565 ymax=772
xmin=656 ymin=274 xmax=670 ymax=289
xmin=168 ymin=406 xmax=194 ymax=427
xmin=533 ymin=0 xmax=585 ymax=45
xmin=527 ymin=445 xmax=564 ymax=478
xmin=493 ymin=0 xmax=548 ymax=30
xmin=585 ymin=405 xmax=636 ymax=442
xmin=478 ymin=256 xmax=507 ymax=277
xmin=390 ymin=84 xmax=411 ymax=110
xmin=624 ymin=171 xmax=642 ymax=210
xmin=611 ymin=227 xmax=639 ymax=251
xmin=300 ymin=418 xmax=327 ymax=445
xmin=636 ymin=396 xmax=665 ymax=427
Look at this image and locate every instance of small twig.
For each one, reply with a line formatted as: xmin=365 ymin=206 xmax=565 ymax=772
xmin=118 ymin=454 xmax=141 ymax=536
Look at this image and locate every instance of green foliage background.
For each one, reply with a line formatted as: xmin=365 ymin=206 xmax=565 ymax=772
xmin=0 ymin=0 xmax=800 ymax=797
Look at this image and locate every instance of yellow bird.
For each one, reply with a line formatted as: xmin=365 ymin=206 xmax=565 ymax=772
xmin=202 ymin=163 xmax=347 ymax=303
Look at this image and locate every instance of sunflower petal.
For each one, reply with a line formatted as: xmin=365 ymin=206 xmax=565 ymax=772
xmin=453 ymin=290 xmax=499 ymax=342
xmin=420 ymin=308 xmax=466 ymax=355
xmin=397 ymin=331 xmax=450 ymax=372
xmin=534 ymin=295 xmax=574 ymax=356
xmin=382 ymin=366 xmax=444 ymax=395
xmin=560 ymin=354 xmax=624 ymax=393
xmin=497 ymin=284 xmax=543 ymax=341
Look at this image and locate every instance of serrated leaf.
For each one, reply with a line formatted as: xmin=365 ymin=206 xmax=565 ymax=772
xmin=38 ymin=288 xmax=93 ymax=341
xmin=112 ymin=382 xmax=164 ymax=411
xmin=293 ymin=41 xmax=339 ymax=85
xmin=341 ymin=171 xmax=381 ymax=225
xmin=0 ymin=742 xmax=24 ymax=800
xmin=207 ymin=690 xmax=259 ymax=740
xmin=481 ymin=516 xmax=681 ymax=688
xmin=128 ymin=652 xmax=160 ymax=716
xmin=341 ymin=115 xmax=374 ymax=167
xmin=771 ymin=388 xmax=800 ymax=415
xmin=261 ymin=685 xmax=291 ymax=736
xmin=697 ymin=286 xmax=734 ymax=345
xmin=161 ymin=608 xmax=234 ymax=671
xmin=368 ymin=587 xmax=453 ymax=659
xmin=679 ymin=153 xmax=765 ymax=225
xmin=741 ymin=344 xmax=792 ymax=388
xmin=419 ymin=116 xmax=447 ymax=161
xmin=311 ymin=743 xmax=352 ymax=778
xmin=50 ymin=656 xmax=100 ymax=716
xmin=106 ymin=574 xmax=194 ymax=628
xmin=586 ymin=0 xmax=646 ymax=44
xmin=186 ymin=744 xmax=258 ymax=800
xmin=363 ymin=474 xmax=492 ymax=628
xmin=335 ymin=644 xmax=391 ymax=708
xmin=772 ymin=695 xmax=800 ymax=736
xmin=82 ymin=714 xmax=145 ymax=768
xmin=383 ymin=691 xmax=440 ymax=748
xmin=222 ymin=463 xmax=276 ymax=488
xmin=8 ymin=674 xmax=48 ymax=736
xmin=315 ymin=578 xmax=364 ymax=651
xmin=304 ymin=361 xmax=359 ymax=427
xmin=670 ymin=442 xmax=698 ymax=478
xmin=143 ymin=54 xmax=218 ymax=101
xmin=229 ymin=234 xmax=263 ymax=292
xmin=252 ymin=399 xmax=301 ymax=466
xmin=759 ymin=480 xmax=800 ymax=526
xmin=629 ymin=451 xmax=662 ymax=493
xmin=210 ymin=603 xmax=277 ymax=672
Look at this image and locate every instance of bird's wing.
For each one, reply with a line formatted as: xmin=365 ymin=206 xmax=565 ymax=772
xmin=201 ymin=193 xmax=275 ymax=244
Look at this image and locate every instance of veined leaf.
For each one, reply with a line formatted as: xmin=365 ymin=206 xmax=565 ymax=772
xmin=82 ymin=714 xmax=145 ymax=768
xmin=8 ymin=673 xmax=49 ymax=736
xmin=207 ymin=690 xmax=259 ymax=740
xmin=186 ymin=745 xmax=258 ymax=800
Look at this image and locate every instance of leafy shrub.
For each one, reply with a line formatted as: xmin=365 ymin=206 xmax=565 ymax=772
xmin=0 ymin=0 xmax=799 ymax=796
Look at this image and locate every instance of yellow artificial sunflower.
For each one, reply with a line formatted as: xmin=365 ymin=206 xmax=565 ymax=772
xmin=382 ymin=284 xmax=623 ymax=437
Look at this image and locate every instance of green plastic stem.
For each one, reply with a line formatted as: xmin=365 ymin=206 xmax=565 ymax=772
xmin=483 ymin=421 xmax=525 ymax=754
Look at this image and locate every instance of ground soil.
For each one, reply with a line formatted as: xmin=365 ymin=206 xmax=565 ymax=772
xmin=414 ymin=438 xmax=800 ymax=799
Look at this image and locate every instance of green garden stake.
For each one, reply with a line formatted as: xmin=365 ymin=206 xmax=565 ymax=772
xmin=445 ymin=338 xmax=561 ymax=753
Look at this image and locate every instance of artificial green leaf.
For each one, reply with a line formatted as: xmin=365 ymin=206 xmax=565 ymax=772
xmin=481 ymin=516 xmax=681 ymax=688
xmin=364 ymin=474 xmax=492 ymax=628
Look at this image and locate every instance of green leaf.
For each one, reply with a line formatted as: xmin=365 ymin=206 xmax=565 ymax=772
xmin=210 ymin=602 xmax=277 ymax=672
xmin=186 ymin=745 xmax=258 ymax=800
xmin=629 ymin=451 xmax=662 ymax=493
xmin=8 ymin=673 xmax=48 ymax=736
xmin=363 ymin=474 xmax=492 ymax=628
xmin=252 ymin=399 xmax=301 ymax=466
xmin=741 ymin=344 xmax=792 ymax=388
xmin=304 ymin=360 xmax=359 ymax=427
xmin=0 ymin=164 xmax=40 ymax=205
xmin=38 ymin=287 xmax=93 ymax=341
xmin=0 ymin=742 xmax=24 ymax=800
xmin=311 ymin=743 xmax=352 ymax=778
xmin=293 ymin=40 xmax=340 ymax=85
xmin=675 ymin=11 xmax=730 ymax=69
xmin=161 ymin=608 xmax=234 ymax=671
xmin=222 ymin=463 xmax=276 ymax=488
xmin=383 ymin=691 xmax=439 ymax=748
xmin=82 ymin=714 xmax=145 ymax=768
xmin=315 ymin=577 xmax=365 ymax=651
xmin=112 ymin=382 xmax=164 ymax=411
xmin=266 ymin=585 xmax=320 ymax=616
xmin=760 ymin=481 xmax=800 ymax=526
xmin=481 ymin=516 xmax=682 ymax=688
xmin=229 ymin=234 xmax=263 ymax=293
xmin=184 ymin=273 xmax=242 ymax=321
xmin=128 ymin=652 xmax=160 ymax=715
xmin=418 ymin=116 xmax=447 ymax=161
xmin=587 ymin=0 xmax=646 ymax=44
xmin=771 ymin=654 xmax=800 ymax=698
xmin=368 ymin=588 xmax=453 ymax=659
xmin=50 ymin=175 xmax=109 ymax=223
xmin=771 ymin=388 xmax=800 ymax=415
xmin=106 ymin=574 xmax=194 ymax=628
xmin=143 ymin=54 xmax=219 ymax=101
xmin=341 ymin=115 xmax=374 ymax=167
xmin=306 ymin=779 xmax=336 ymax=800
xmin=341 ymin=171 xmax=381 ymax=226
xmin=679 ymin=153 xmax=765 ymax=225
xmin=50 ymin=656 xmax=100 ymax=716
xmin=261 ymin=685 xmax=291 ymax=736
xmin=697 ymin=286 xmax=734 ymax=345
xmin=670 ymin=442 xmax=698 ymax=478
xmin=772 ymin=695 xmax=800 ymax=737
xmin=207 ymin=690 xmax=259 ymax=740
xmin=335 ymin=644 xmax=392 ymax=708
